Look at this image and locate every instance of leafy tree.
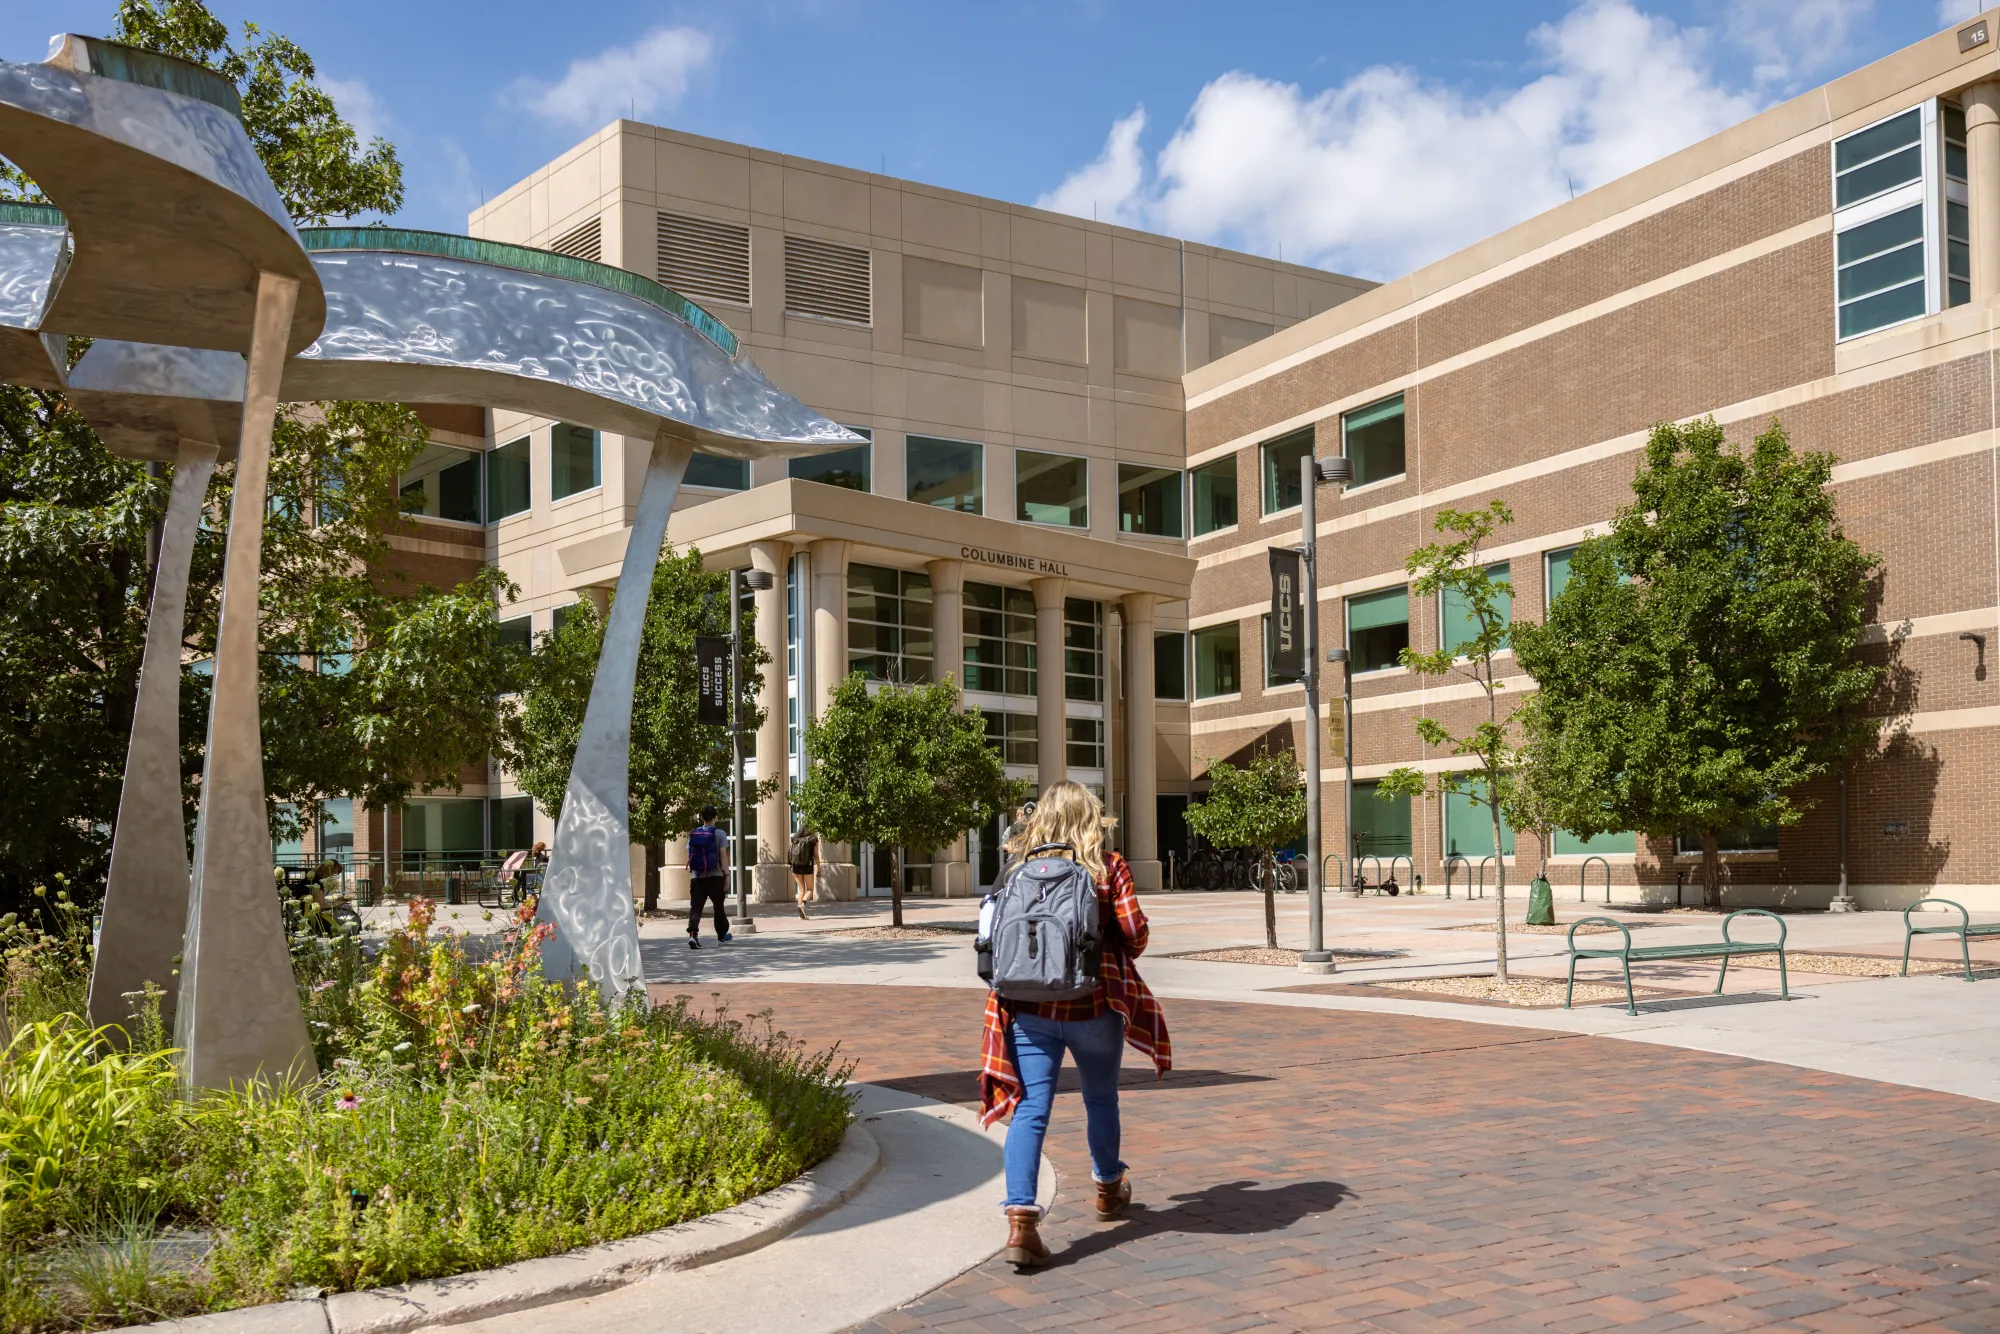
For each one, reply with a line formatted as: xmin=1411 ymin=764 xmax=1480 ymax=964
xmin=0 ymin=4 xmax=518 ymax=910
xmin=1184 ymin=746 xmax=1306 ymax=949
xmin=512 ymin=547 xmax=774 ymax=899
xmin=1376 ymin=501 xmax=1521 ymax=979
xmin=1512 ymin=417 xmax=1881 ymax=908
xmin=791 ymin=674 xmax=1020 ymax=928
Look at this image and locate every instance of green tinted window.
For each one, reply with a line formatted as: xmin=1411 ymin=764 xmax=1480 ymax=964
xmin=1440 ymin=563 xmax=1510 ymax=656
xmin=1445 ymin=778 xmax=1515 ymax=858
xmin=790 ymin=440 xmax=872 ymax=492
xmin=1193 ymin=623 xmax=1241 ymax=698
xmin=550 ymin=424 xmax=600 ymax=500
xmin=487 ymin=436 xmax=530 ymax=519
xmin=1118 ymin=464 xmax=1183 ymax=536
xmin=1017 ymin=450 xmax=1089 ymax=527
xmin=1343 ymin=395 xmax=1406 ymax=486
xmin=1191 ymin=456 xmax=1238 ymax=535
xmin=1260 ymin=428 xmax=1313 ymax=514
xmin=907 ymin=436 xmax=983 ymax=513
xmin=687 ymin=452 xmax=749 ymax=489
xmin=1346 ymin=586 xmax=1409 ymax=673
xmin=1351 ymin=781 xmax=1411 ymax=859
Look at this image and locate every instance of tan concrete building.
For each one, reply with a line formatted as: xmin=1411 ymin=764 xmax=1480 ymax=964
xmin=361 ymin=120 xmax=1371 ymax=897
xmin=1186 ymin=11 xmax=2000 ymax=911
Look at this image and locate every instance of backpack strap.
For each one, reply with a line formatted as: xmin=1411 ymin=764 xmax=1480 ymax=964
xmin=1027 ymin=841 xmax=1074 ymax=857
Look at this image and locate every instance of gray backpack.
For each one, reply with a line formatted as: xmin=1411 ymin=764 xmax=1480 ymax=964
xmin=977 ymin=843 xmax=1106 ymax=1002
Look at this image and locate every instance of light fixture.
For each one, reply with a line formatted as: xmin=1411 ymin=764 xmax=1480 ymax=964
xmin=741 ymin=569 xmax=774 ymax=591
xmin=1315 ymin=457 xmax=1354 ymax=486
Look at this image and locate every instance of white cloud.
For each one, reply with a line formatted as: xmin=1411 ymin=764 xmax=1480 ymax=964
xmin=1939 ymin=0 xmax=1984 ymax=25
xmin=317 ymin=75 xmax=391 ymax=145
xmin=1037 ymin=0 xmax=1765 ymax=280
xmin=1726 ymin=0 xmax=1874 ymax=88
xmin=1035 ymin=108 xmax=1149 ymax=226
xmin=515 ymin=27 xmax=715 ymax=129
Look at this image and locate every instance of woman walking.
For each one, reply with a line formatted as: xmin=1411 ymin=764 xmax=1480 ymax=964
xmin=787 ymin=825 xmax=818 ymax=919
xmin=978 ymin=781 xmax=1171 ymax=1268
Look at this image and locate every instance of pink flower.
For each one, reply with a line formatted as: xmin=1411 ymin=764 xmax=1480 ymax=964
xmin=313 ymin=980 xmax=337 ymax=993
xmin=335 ymin=1092 xmax=361 ymax=1111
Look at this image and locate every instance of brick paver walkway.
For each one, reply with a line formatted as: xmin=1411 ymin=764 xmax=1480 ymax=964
xmin=663 ymin=983 xmax=2000 ymax=1333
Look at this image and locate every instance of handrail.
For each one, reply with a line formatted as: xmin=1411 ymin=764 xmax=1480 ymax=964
xmin=1321 ymin=853 xmax=1344 ymax=894
xmin=1443 ymin=855 xmax=1469 ymax=899
xmin=300 ymin=226 xmax=741 ymax=358
xmin=1579 ymin=855 xmax=1612 ymax=904
xmin=1721 ymin=907 xmax=1787 ymax=948
xmin=1475 ymin=855 xmax=1496 ymax=899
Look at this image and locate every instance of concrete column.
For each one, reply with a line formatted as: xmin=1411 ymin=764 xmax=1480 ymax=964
xmin=752 ymin=539 xmax=792 ymax=903
xmin=1968 ymin=83 xmax=2000 ymax=302
xmin=926 ymin=558 xmax=973 ymax=895
xmin=1033 ymin=575 xmax=1069 ymax=793
xmin=662 ymin=834 xmax=690 ymax=903
xmin=1122 ymin=592 xmax=1161 ymax=890
xmin=808 ymin=538 xmax=856 ymax=899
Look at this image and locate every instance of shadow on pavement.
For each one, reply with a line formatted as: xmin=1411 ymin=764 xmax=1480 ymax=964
xmin=879 ymin=1068 xmax=1275 ymax=1106
xmin=1629 ymin=991 xmax=1799 ymax=1015
xmin=641 ymin=930 xmax=976 ymax=981
xmin=1048 ymin=1178 xmax=1356 ymax=1267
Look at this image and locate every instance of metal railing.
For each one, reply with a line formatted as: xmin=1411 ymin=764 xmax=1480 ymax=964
xmin=1387 ymin=854 xmax=1413 ymax=894
xmin=1321 ymin=853 xmax=1345 ymax=895
xmin=1474 ymin=855 xmax=1497 ymax=899
xmin=1578 ymin=855 xmax=1613 ymax=904
xmin=1443 ymin=855 xmax=1470 ymax=898
xmin=273 ymin=849 xmax=541 ymax=908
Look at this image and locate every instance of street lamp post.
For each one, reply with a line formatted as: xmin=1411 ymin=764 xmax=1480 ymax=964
xmin=1299 ymin=453 xmax=1353 ymax=975
xmin=732 ymin=567 xmax=774 ymax=934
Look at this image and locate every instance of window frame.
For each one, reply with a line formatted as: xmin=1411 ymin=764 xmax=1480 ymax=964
xmin=1344 ymin=585 xmax=1411 ymax=676
xmin=1259 ymin=427 xmax=1314 ymax=517
xmin=906 ymin=434 xmax=985 ymax=514
xmin=1116 ymin=462 xmax=1185 ymax=538
xmin=1189 ymin=455 xmax=1239 ymax=537
xmin=1832 ymin=102 xmax=1943 ymax=342
xmin=486 ymin=435 xmax=532 ymax=521
xmin=1438 ymin=562 xmax=1511 ymax=659
xmin=399 ymin=442 xmax=484 ymax=526
xmin=1191 ymin=621 xmax=1243 ymax=700
xmin=685 ymin=452 xmax=751 ymax=491
xmin=789 ymin=427 xmax=873 ymax=492
xmin=1341 ymin=394 xmax=1407 ymax=490
xmin=1153 ymin=630 xmax=1189 ymax=701
xmin=1015 ymin=447 xmax=1090 ymax=529
xmin=548 ymin=423 xmax=602 ymax=503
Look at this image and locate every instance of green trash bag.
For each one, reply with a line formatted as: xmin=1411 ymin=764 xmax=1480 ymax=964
xmin=1526 ymin=876 xmax=1555 ymax=926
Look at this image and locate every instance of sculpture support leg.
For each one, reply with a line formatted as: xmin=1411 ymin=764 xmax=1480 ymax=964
xmin=176 ymin=272 xmax=316 ymax=1091
xmin=88 ymin=438 xmax=217 ymax=1038
xmin=538 ymin=434 xmax=694 ymax=999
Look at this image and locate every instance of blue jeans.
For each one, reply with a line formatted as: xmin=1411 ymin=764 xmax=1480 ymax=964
xmin=1003 ymin=1009 xmax=1126 ymax=1210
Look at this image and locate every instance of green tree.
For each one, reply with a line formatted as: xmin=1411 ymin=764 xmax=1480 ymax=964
xmin=512 ymin=548 xmax=774 ymax=882
xmin=0 ymin=3 xmax=520 ymax=909
xmin=1512 ymin=417 xmax=1881 ymax=909
xmin=791 ymin=674 xmax=1020 ymax=928
xmin=1184 ymin=746 xmax=1306 ymax=949
xmin=1375 ymin=501 xmax=1521 ymax=979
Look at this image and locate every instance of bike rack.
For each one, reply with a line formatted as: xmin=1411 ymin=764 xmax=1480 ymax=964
xmin=1354 ymin=854 xmax=1384 ymax=894
xmin=1579 ymin=855 xmax=1612 ymax=904
xmin=1443 ymin=855 xmax=1469 ymax=899
xmin=1321 ymin=853 xmax=1345 ymax=895
xmin=1475 ymin=855 xmax=1497 ymax=899
xmin=1387 ymin=854 xmax=1413 ymax=895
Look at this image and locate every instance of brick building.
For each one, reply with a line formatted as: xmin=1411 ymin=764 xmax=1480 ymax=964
xmin=1184 ymin=12 xmax=2000 ymax=910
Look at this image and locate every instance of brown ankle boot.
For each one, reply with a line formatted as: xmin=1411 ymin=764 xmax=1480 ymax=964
xmin=1094 ymin=1174 xmax=1131 ymax=1220
xmin=1002 ymin=1207 xmax=1050 ymax=1267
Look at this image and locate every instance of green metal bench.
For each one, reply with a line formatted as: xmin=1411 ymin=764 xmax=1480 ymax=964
xmin=1564 ymin=909 xmax=1788 ymax=1015
xmin=1901 ymin=898 xmax=2000 ymax=981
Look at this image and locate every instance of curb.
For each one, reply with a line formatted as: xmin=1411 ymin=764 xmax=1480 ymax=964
xmin=120 ymin=1123 xmax=881 ymax=1334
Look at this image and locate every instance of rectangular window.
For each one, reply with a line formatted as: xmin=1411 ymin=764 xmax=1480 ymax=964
xmin=1343 ymin=394 xmax=1406 ymax=487
xmin=686 ymin=452 xmax=750 ymax=490
xmin=791 ymin=429 xmax=872 ymax=492
xmin=487 ymin=435 xmax=530 ymax=520
xmin=550 ymin=424 xmax=600 ymax=500
xmin=1545 ymin=546 xmax=1577 ymax=608
xmin=1553 ymin=827 xmax=1636 ymax=856
xmin=1346 ymin=586 xmax=1410 ymax=673
xmin=320 ymin=798 xmax=355 ymax=855
xmin=1350 ymin=780 xmax=1411 ymax=859
xmin=1117 ymin=464 xmax=1183 ymax=537
xmin=1833 ymin=104 xmax=1942 ymax=341
xmin=1834 ymin=107 xmax=1922 ymax=208
xmin=552 ymin=602 xmax=581 ymax=635
xmin=1190 ymin=456 xmax=1238 ymax=536
xmin=497 ymin=614 xmax=533 ymax=655
xmin=1946 ymin=102 xmax=1970 ymax=310
xmin=982 ymin=710 xmax=1038 ymax=767
xmin=1066 ymin=717 xmax=1106 ymax=770
xmin=402 ymin=798 xmax=486 ymax=853
xmin=1837 ymin=204 xmax=1927 ymax=337
xmin=907 ymin=435 xmax=983 ymax=513
xmin=1017 ymin=449 xmax=1088 ymax=527
xmin=1064 ymin=597 xmax=1103 ymax=702
xmin=963 ymin=582 xmax=1037 ymax=696
xmin=399 ymin=444 xmax=482 ymax=524
xmin=490 ymin=795 xmax=536 ymax=852
xmin=847 ymin=564 xmax=932 ymax=683
xmin=1444 ymin=778 xmax=1515 ymax=858
xmin=1440 ymin=563 xmax=1510 ymax=657
xmin=1676 ymin=824 xmax=1780 ymax=854
xmin=1260 ymin=427 xmax=1313 ymax=515
xmin=1154 ymin=631 xmax=1187 ymax=700
xmin=1192 ymin=623 xmax=1241 ymax=699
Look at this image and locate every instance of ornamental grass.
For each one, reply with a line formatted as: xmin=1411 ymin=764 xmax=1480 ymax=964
xmin=0 ymin=895 xmax=853 ymax=1330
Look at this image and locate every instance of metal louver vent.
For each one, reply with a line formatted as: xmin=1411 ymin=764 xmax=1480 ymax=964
xmin=656 ymin=211 xmax=751 ymax=307
xmin=784 ymin=234 xmax=871 ymax=325
xmin=548 ymin=217 xmax=602 ymax=263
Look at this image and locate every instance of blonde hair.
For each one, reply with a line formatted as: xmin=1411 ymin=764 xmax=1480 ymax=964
xmin=1003 ymin=781 xmax=1107 ymax=882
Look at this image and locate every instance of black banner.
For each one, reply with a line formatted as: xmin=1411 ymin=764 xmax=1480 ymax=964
xmin=695 ymin=635 xmax=731 ymax=727
xmin=1268 ymin=547 xmax=1304 ymax=683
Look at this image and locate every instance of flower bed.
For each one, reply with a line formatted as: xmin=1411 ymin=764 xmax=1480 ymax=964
xmin=0 ymin=896 xmax=853 ymax=1330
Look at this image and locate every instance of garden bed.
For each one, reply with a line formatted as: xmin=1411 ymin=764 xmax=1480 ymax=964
xmin=0 ymin=894 xmax=853 ymax=1332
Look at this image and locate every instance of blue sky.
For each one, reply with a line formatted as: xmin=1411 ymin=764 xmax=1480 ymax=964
xmin=0 ymin=1 xmax=1972 ymax=279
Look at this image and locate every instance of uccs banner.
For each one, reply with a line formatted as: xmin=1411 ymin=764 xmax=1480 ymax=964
xmin=1268 ymin=547 xmax=1304 ymax=683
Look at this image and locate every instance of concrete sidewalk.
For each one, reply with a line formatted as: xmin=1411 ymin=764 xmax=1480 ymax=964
xmin=449 ymin=1084 xmax=1042 ymax=1334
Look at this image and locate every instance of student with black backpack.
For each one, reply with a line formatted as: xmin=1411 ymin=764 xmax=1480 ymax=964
xmin=974 ymin=781 xmax=1172 ymax=1268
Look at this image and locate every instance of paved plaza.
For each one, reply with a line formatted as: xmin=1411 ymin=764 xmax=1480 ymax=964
xmin=625 ymin=891 xmax=2000 ymax=1332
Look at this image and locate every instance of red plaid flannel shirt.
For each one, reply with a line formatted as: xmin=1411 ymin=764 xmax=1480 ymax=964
xmin=978 ymin=851 xmax=1172 ymax=1127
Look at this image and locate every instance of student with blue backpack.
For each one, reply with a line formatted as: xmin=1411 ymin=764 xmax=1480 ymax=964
xmin=686 ymin=807 xmax=731 ymax=949
xmin=975 ymin=781 xmax=1172 ymax=1268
